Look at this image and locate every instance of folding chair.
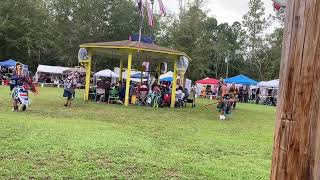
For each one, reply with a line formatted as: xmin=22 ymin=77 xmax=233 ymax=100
xmin=96 ymin=88 xmax=105 ymax=102
xmin=108 ymin=88 xmax=119 ymax=104
xmin=137 ymin=88 xmax=149 ymax=106
xmin=151 ymin=92 xmax=161 ymax=108
xmin=175 ymin=93 xmax=185 ymax=108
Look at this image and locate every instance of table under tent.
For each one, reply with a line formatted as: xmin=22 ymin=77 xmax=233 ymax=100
xmin=78 ymin=40 xmax=191 ymax=108
xmin=257 ymin=79 xmax=279 ymax=106
xmin=195 ymin=78 xmax=220 ymax=98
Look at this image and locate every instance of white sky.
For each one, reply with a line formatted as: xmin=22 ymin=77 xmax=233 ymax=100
xmin=162 ymin=0 xmax=275 ymax=25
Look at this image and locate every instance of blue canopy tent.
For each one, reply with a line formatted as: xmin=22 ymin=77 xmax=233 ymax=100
xmin=0 ymin=59 xmax=29 ymax=71
xmin=0 ymin=59 xmax=17 ymax=68
xmin=161 ymin=77 xmax=173 ymax=82
xmin=131 ymin=72 xmax=148 ymax=79
xmin=224 ymin=74 xmax=258 ymax=85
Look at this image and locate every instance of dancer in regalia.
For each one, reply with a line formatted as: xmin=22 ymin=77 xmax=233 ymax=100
xmin=11 ymin=62 xmax=37 ymax=112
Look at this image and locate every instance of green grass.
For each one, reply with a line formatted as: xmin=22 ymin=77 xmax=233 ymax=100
xmin=0 ymin=86 xmax=276 ymax=179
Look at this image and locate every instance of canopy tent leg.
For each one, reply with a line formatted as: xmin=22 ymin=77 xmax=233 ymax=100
xmin=170 ymin=57 xmax=178 ymax=108
xmin=125 ymin=52 xmax=132 ymax=107
xmin=84 ymin=49 xmax=92 ymax=101
xmin=119 ymin=59 xmax=123 ymax=83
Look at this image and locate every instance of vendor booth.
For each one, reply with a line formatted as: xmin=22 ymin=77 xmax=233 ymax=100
xmin=257 ymin=79 xmax=279 ymax=106
xmin=224 ymin=74 xmax=258 ymax=85
xmin=195 ymin=78 xmax=219 ymax=85
xmin=257 ymin=79 xmax=279 ymax=88
xmin=159 ymin=71 xmax=192 ymax=92
xmin=94 ymin=69 xmax=119 ymax=78
xmin=195 ymin=78 xmax=219 ymax=98
xmin=79 ymin=40 xmax=191 ymax=108
xmin=0 ymin=59 xmax=29 ymax=71
xmin=35 ymin=65 xmax=70 ymax=85
xmin=0 ymin=59 xmax=29 ymax=86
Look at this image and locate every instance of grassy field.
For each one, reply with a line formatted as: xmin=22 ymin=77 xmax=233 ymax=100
xmin=0 ymin=86 xmax=276 ymax=179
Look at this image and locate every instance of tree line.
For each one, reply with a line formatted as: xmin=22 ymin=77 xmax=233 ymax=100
xmin=0 ymin=0 xmax=283 ymax=81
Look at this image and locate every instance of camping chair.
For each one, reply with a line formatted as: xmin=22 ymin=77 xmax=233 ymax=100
xmin=175 ymin=92 xmax=185 ymax=108
xmin=96 ymin=88 xmax=105 ymax=102
xmin=137 ymin=88 xmax=149 ymax=106
xmin=186 ymin=90 xmax=196 ymax=108
xmin=108 ymin=88 xmax=119 ymax=104
xmin=151 ymin=92 xmax=162 ymax=108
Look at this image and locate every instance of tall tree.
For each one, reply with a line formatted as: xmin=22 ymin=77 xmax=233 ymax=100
xmin=242 ymin=0 xmax=268 ymax=80
xmin=0 ymin=0 xmax=53 ymax=71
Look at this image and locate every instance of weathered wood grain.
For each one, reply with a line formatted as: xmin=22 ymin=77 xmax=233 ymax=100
xmin=271 ymin=0 xmax=320 ymax=179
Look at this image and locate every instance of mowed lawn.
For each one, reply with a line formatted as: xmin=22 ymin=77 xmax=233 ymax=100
xmin=0 ymin=86 xmax=276 ymax=179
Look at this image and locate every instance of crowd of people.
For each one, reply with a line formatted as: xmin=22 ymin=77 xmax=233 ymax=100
xmin=90 ymin=78 xmax=195 ymax=108
xmin=1 ymin=63 xmax=275 ymax=121
xmin=37 ymin=73 xmax=86 ymax=86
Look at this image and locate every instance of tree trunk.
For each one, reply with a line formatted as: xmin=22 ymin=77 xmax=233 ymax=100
xmin=271 ymin=0 xmax=320 ymax=179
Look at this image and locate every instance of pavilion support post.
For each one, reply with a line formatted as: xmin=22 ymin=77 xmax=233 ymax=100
xmin=157 ymin=62 xmax=161 ymax=84
xmin=124 ymin=52 xmax=132 ymax=107
xmin=170 ymin=57 xmax=178 ymax=108
xmin=119 ymin=59 xmax=123 ymax=83
xmin=84 ymin=49 xmax=92 ymax=101
xmin=271 ymin=0 xmax=320 ymax=179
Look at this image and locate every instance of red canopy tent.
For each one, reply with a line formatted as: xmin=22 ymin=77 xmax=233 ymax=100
xmin=195 ymin=78 xmax=219 ymax=85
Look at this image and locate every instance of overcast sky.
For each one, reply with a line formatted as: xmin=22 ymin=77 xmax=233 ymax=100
xmin=162 ymin=0 xmax=275 ymax=25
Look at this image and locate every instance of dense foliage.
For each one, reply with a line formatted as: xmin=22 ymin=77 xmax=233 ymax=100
xmin=0 ymin=0 xmax=283 ymax=81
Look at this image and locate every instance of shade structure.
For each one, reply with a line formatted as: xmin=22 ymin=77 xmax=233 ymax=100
xmin=131 ymin=72 xmax=148 ymax=78
xmin=195 ymin=78 xmax=219 ymax=85
xmin=37 ymin=65 xmax=70 ymax=74
xmin=0 ymin=59 xmax=17 ymax=68
xmin=129 ymin=78 xmax=148 ymax=82
xmin=94 ymin=69 xmax=119 ymax=78
xmin=64 ymin=67 xmax=86 ymax=74
xmin=80 ymin=40 xmax=191 ymax=62
xmin=224 ymin=74 xmax=258 ymax=85
xmin=257 ymin=79 xmax=279 ymax=88
xmin=80 ymin=40 xmax=192 ymax=108
xmin=160 ymin=71 xmax=174 ymax=82
xmin=159 ymin=71 xmax=190 ymax=82
xmin=0 ymin=59 xmax=28 ymax=70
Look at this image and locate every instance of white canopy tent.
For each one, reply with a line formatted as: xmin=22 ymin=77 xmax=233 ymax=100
xmin=94 ymin=69 xmax=119 ymax=78
xmin=36 ymin=65 xmax=70 ymax=74
xmin=257 ymin=79 xmax=279 ymax=88
xmin=35 ymin=65 xmax=71 ymax=82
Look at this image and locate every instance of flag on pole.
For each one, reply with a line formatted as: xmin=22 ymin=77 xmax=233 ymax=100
xmin=137 ymin=0 xmax=144 ymax=48
xmin=146 ymin=0 xmax=155 ymax=27
xmin=158 ymin=0 xmax=166 ymax=16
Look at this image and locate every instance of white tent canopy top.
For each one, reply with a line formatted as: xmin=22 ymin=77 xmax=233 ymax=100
xmin=94 ymin=69 xmax=119 ymax=78
xmin=257 ymin=79 xmax=279 ymax=88
xmin=36 ymin=65 xmax=71 ymax=74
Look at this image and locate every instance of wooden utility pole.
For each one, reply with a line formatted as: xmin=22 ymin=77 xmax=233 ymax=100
xmin=271 ymin=0 xmax=320 ymax=179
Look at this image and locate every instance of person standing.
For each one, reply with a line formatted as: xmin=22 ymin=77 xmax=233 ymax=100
xmin=63 ymin=72 xmax=78 ymax=107
xmin=221 ymin=82 xmax=228 ymax=98
xmin=229 ymin=84 xmax=238 ymax=109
